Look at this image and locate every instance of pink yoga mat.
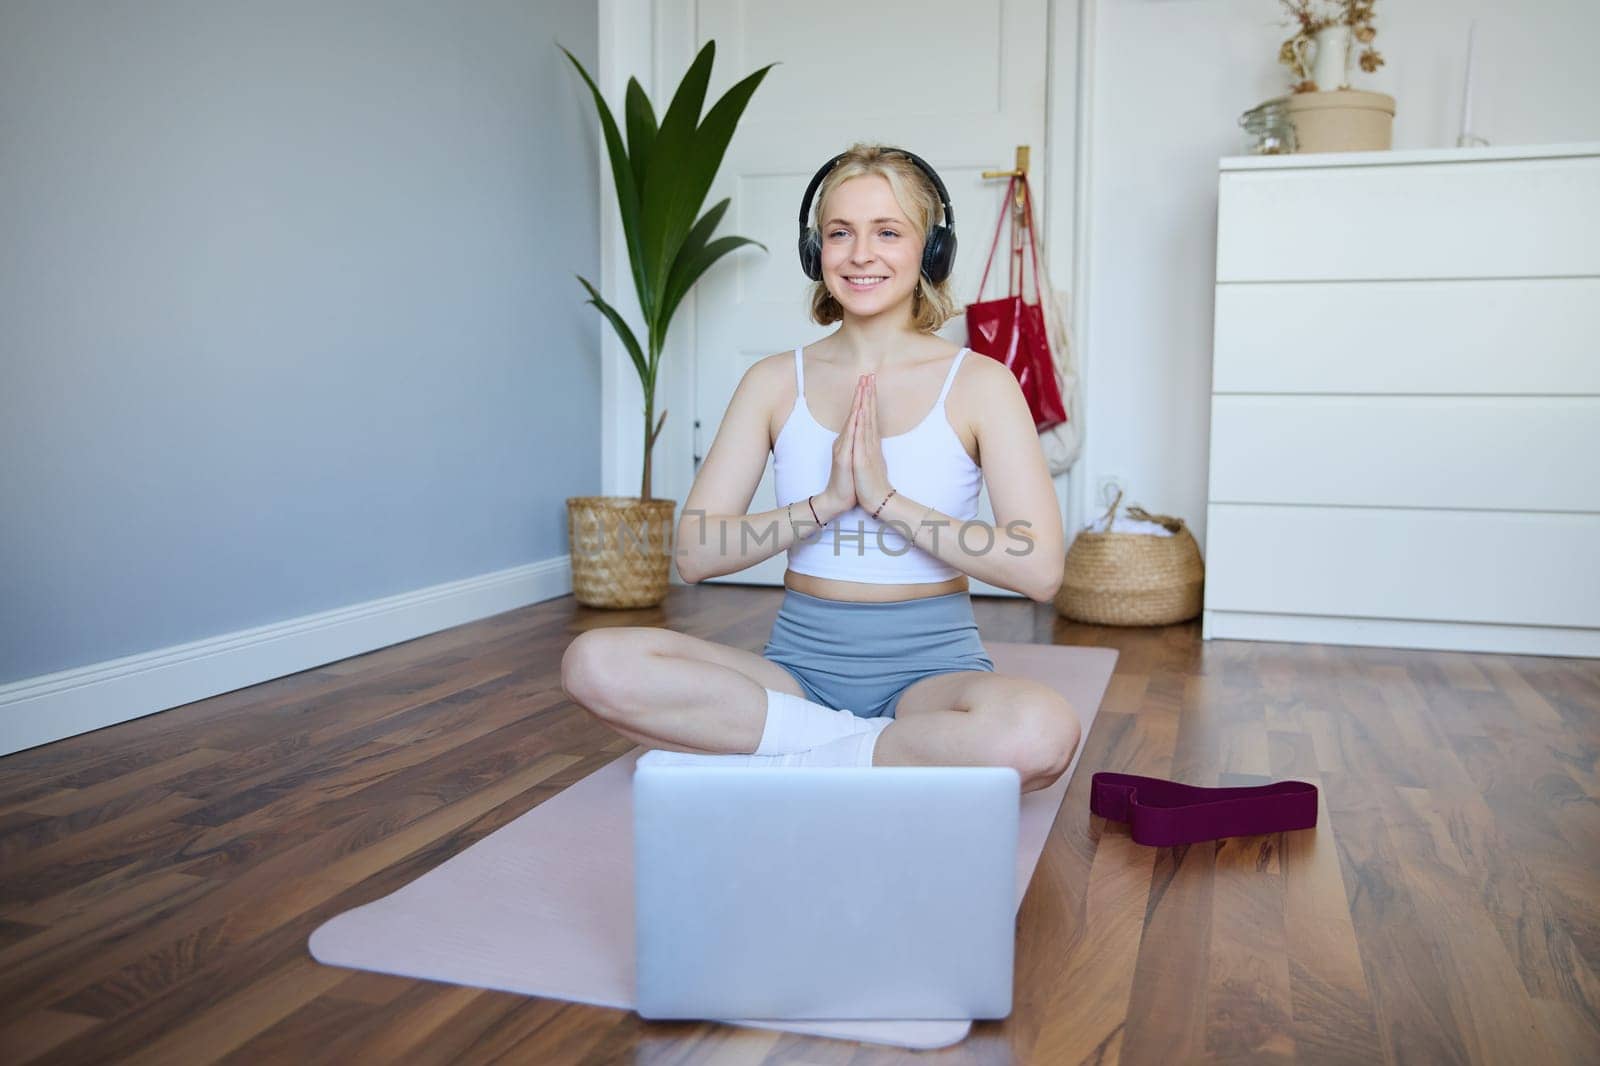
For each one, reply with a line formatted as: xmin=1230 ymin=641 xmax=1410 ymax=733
xmin=309 ymin=641 xmax=1117 ymax=1050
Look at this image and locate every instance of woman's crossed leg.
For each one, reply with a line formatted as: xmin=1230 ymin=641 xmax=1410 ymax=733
xmin=560 ymin=627 xmax=1083 ymax=794
xmin=880 ymin=670 xmax=1083 ymax=794
xmin=560 ymin=626 xmax=806 ymax=754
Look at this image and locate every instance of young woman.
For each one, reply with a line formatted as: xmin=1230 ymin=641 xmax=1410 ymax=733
xmin=561 ymin=144 xmax=1079 ymax=793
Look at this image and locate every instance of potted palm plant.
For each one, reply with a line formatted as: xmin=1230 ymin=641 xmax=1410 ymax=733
xmin=559 ymin=40 xmax=773 ymax=608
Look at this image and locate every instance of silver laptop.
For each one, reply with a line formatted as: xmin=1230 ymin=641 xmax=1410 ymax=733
xmin=632 ymin=759 xmax=1019 ymax=1021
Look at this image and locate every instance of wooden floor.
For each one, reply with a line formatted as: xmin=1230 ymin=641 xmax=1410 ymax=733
xmin=1 ymin=584 xmax=1596 ymax=1065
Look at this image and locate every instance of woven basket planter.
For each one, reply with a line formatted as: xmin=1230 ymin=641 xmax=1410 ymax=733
xmin=566 ymin=496 xmax=677 ymax=609
xmin=1054 ymin=493 xmax=1204 ymax=626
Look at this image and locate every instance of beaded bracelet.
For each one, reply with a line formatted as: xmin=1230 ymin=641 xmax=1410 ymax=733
xmin=788 ymin=498 xmax=813 ymax=540
xmin=870 ymin=488 xmax=897 ymax=520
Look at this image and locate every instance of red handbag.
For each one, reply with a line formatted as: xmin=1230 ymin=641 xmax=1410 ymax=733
xmin=965 ymin=174 xmax=1068 ymax=432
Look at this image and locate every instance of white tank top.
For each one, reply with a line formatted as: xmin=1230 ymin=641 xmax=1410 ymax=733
xmin=772 ymin=345 xmax=983 ymax=584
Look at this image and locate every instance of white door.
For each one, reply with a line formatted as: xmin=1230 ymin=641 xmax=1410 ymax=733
xmin=676 ymin=0 xmax=1053 ymax=595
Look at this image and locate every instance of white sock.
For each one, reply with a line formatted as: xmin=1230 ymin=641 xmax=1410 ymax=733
xmin=638 ymin=717 xmax=893 ymax=770
xmin=767 ymin=718 xmax=892 ymax=767
xmin=754 ymin=687 xmax=880 ymax=755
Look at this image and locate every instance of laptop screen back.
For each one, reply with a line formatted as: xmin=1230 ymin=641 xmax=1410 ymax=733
xmin=633 ymin=765 xmax=1019 ymax=1021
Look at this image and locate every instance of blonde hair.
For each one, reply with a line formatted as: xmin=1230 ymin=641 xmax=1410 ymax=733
xmin=806 ymin=143 xmax=960 ymax=334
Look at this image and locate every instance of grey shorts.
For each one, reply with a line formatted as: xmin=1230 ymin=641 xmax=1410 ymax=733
xmin=761 ymin=587 xmax=996 ymax=719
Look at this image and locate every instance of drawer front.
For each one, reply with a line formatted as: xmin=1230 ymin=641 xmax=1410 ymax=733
xmin=1213 ymin=278 xmax=1600 ymax=393
xmin=1216 ymin=155 xmax=1600 ymax=281
xmin=1206 ymin=395 xmax=1600 ymax=512
xmin=1203 ymin=504 xmax=1600 ymax=627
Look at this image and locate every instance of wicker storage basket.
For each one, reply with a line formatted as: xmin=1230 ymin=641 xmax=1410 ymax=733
xmin=1054 ymin=491 xmax=1204 ymax=626
xmin=566 ymin=496 xmax=676 ymax=609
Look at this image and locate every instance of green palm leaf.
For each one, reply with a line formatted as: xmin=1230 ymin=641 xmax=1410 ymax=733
xmin=671 ymin=61 xmax=777 ymax=275
xmin=647 ymin=197 xmax=729 ymax=353
xmin=560 ymin=45 xmax=651 ymax=311
xmin=656 ymin=235 xmax=767 ymax=355
xmin=637 ymin=42 xmax=716 ymax=303
xmin=624 ymin=77 xmax=657 ymax=197
xmin=574 ymin=274 xmax=647 ymax=386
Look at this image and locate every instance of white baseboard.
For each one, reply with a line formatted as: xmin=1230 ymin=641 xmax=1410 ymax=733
xmin=1202 ymin=609 xmax=1600 ymax=659
xmin=0 ymin=556 xmax=574 ymax=758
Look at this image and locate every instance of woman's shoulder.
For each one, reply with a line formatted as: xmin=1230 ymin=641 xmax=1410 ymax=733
xmin=951 ymin=347 xmax=1022 ymax=434
xmin=755 ymin=348 xmax=802 ymax=400
xmin=954 ymin=344 xmax=1007 ymax=393
xmin=742 ymin=350 xmax=801 ymax=447
xmin=718 ymin=352 xmax=795 ymax=430
xmin=926 ymin=338 xmax=967 ymax=364
xmin=738 ymin=348 xmax=796 ymax=386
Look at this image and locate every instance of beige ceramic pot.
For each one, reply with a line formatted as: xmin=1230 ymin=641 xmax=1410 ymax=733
xmin=1285 ymin=89 xmax=1396 ymax=153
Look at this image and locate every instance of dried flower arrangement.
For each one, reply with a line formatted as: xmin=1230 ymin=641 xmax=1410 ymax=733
xmin=1277 ymin=0 xmax=1385 ymax=93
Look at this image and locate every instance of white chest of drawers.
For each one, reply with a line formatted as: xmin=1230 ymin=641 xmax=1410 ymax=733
xmin=1202 ymin=141 xmax=1600 ymax=657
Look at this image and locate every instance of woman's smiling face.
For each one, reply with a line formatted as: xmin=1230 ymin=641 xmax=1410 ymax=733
xmin=818 ymin=174 xmax=923 ymax=312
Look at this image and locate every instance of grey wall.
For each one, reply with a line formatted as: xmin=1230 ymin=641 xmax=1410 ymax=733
xmin=0 ymin=1 xmax=601 ymax=683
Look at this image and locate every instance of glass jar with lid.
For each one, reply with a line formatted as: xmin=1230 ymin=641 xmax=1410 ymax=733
xmin=1238 ymin=97 xmax=1297 ymax=155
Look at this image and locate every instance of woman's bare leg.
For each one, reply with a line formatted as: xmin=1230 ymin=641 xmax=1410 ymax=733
xmin=560 ymin=626 xmax=808 ymax=754
xmin=880 ymin=671 xmax=1083 ymax=794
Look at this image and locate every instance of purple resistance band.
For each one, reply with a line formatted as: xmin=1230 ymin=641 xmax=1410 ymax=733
xmin=1089 ymin=771 xmax=1318 ymax=847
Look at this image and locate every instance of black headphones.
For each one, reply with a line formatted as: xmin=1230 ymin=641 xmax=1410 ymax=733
xmin=797 ymin=147 xmax=957 ymax=285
